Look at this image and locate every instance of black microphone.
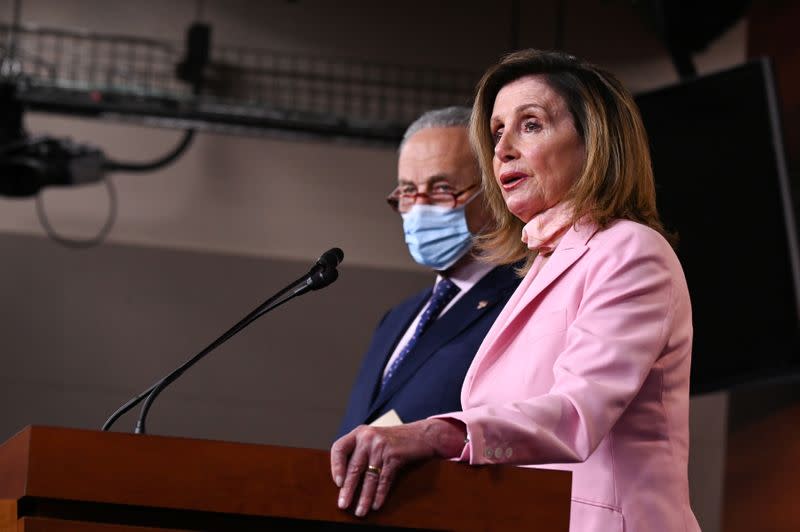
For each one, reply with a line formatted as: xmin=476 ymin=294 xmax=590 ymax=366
xmin=312 ymin=247 xmax=344 ymax=272
xmin=101 ymin=247 xmax=344 ymax=433
xmin=297 ymin=248 xmax=343 ymax=293
xmin=276 ymin=249 xmax=342 ymax=303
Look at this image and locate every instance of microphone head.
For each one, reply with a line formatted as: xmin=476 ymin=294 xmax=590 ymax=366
xmin=316 ymin=247 xmax=344 ymax=269
xmin=310 ymin=265 xmax=339 ymax=290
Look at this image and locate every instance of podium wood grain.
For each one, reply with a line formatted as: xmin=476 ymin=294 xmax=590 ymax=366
xmin=0 ymin=426 xmax=571 ymax=531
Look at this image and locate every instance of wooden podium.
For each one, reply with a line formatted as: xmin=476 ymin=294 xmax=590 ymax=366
xmin=0 ymin=426 xmax=571 ymax=531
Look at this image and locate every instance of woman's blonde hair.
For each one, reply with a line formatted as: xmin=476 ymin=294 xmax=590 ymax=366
xmin=470 ymin=49 xmax=672 ymax=273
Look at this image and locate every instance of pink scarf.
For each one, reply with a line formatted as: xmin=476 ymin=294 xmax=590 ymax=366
xmin=521 ymin=202 xmax=575 ymax=255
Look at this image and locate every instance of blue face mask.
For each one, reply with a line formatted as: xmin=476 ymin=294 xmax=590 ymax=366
xmin=401 ymin=192 xmax=481 ymax=271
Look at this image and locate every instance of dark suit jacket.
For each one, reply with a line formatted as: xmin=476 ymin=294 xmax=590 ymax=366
xmin=336 ymin=264 xmax=521 ymax=438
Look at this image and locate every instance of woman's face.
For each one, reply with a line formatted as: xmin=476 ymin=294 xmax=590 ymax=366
xmin=491 ymin=74 xmax=586 ymax=223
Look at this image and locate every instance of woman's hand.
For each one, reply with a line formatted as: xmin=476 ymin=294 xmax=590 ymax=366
xmin=330 ymin=418 xmax=466 ymax=517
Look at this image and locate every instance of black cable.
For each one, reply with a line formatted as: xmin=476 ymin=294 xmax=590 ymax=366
xmin=21 ymin=129 xmax=193 ymax=248
xmin=103 ymin=129 xmax=195 ymax=173
xmin=35 ymin=175 xmax=117 ymax=248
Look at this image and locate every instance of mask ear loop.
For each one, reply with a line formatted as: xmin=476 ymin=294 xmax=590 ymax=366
xmin=461 ymin=187 xmax=484 ymax=207
xmin=462 ymin=187 xmax=494 ymax=236
xmin=456 ymin=187 xmax=493 ymax=267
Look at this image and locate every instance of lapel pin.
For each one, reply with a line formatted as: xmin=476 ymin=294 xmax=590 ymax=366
xmin=476 ymin=300 xmax=489 ymax=309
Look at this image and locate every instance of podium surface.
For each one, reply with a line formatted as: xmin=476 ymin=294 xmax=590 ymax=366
xmin=0 ymin=426 xmax=571 ymax=531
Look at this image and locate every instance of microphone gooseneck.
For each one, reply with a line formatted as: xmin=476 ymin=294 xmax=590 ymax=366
xmin=101 ymin=247 xmax=344 ymax=433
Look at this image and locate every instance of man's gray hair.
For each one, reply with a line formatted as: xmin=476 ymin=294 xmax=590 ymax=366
xmin=400 ymin=106 xmax=472 ymax=150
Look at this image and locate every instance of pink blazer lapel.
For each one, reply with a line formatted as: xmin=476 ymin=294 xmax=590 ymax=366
xmin=463 ymin=223 xmax=598 ymax=396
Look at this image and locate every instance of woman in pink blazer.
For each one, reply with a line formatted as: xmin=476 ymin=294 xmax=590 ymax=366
xmin=331 ymin=49 xmax=700 ymax=531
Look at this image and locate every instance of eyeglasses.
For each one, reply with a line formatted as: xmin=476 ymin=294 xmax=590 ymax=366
xmin=386 ymin=183 xmax=479 ymax=213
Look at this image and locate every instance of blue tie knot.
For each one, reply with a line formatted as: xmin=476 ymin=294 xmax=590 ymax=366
xmin=428 ymin=278 xmax=459 ymax=315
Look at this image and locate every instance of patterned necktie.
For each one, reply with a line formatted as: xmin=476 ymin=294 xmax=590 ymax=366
xmin=380 ymin=278 xmax=460 ymax=390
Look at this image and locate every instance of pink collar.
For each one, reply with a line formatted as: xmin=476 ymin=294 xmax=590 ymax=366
xmin=521 ymin=202 xmax=574 ymax=255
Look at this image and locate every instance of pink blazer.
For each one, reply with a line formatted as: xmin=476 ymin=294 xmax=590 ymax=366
xmin=441 ymin=220 xmax=700 ymax=532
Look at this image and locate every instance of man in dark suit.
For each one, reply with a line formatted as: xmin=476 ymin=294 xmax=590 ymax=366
xmin=337 ymin=107 xmax=521 ymax=437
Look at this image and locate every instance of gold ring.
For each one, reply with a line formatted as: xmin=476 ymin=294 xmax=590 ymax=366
xmin=366 ymin=464 xmax=382 ymax=476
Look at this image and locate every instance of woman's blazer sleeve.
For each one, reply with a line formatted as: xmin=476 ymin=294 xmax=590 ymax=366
xmin=443 ymin=223 xmax=691 ymax=465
